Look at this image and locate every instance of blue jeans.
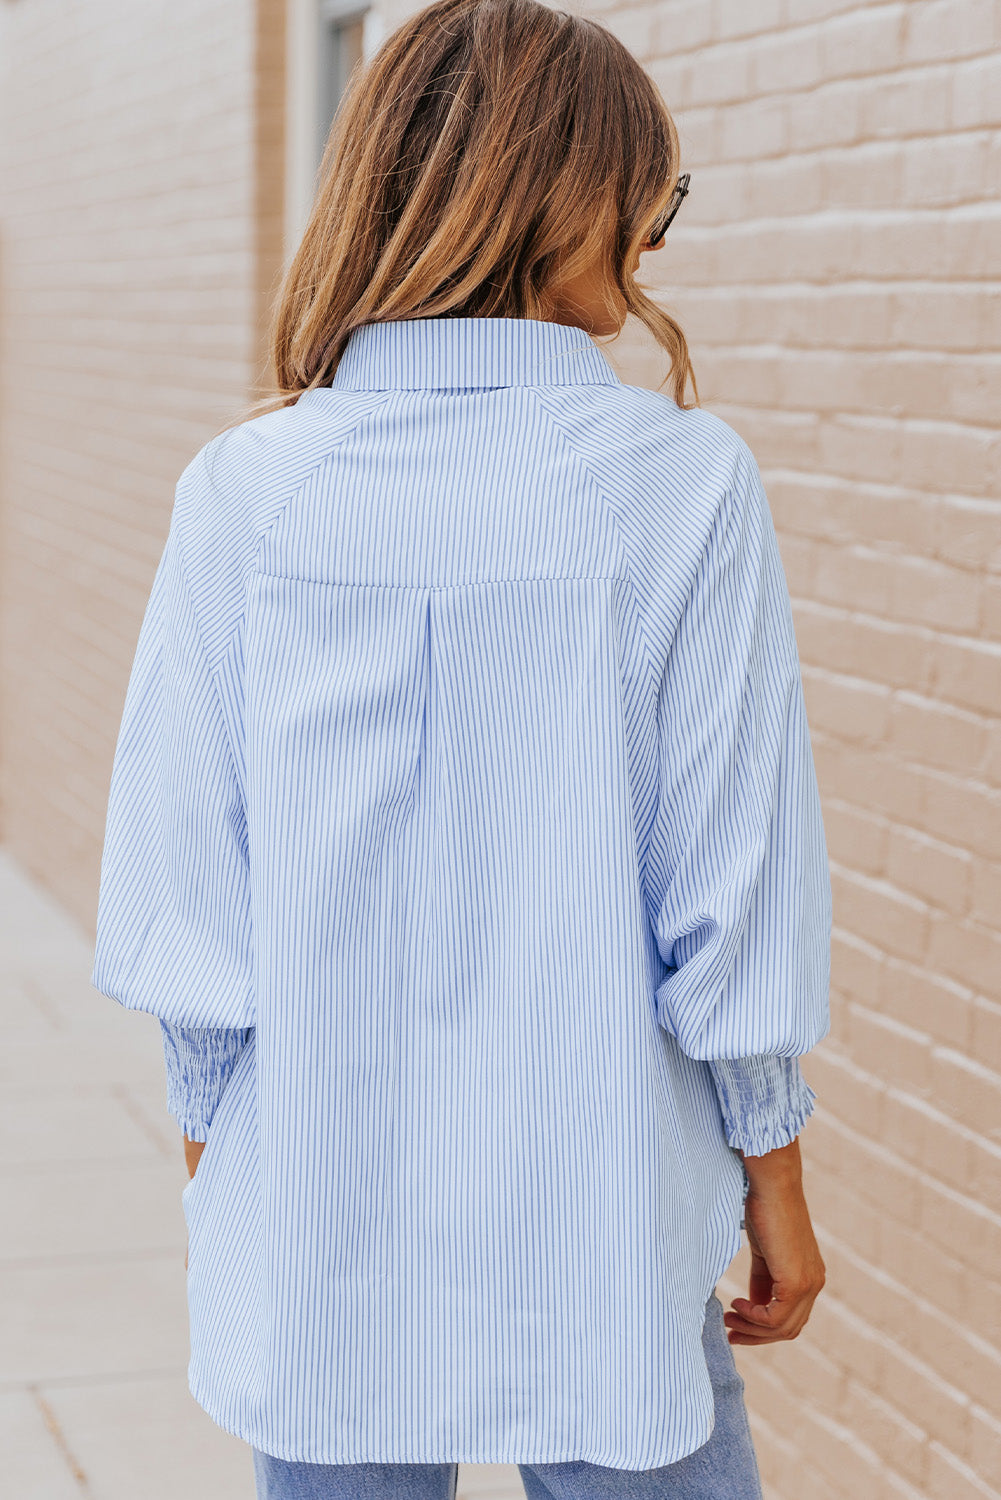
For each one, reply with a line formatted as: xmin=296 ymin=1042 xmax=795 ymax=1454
xmin=251 ymin=1293 xmax=763 ymax=1499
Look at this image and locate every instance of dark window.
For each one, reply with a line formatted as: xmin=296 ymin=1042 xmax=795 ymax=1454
xmin=317 ymin=1 xmax=368 ymax=159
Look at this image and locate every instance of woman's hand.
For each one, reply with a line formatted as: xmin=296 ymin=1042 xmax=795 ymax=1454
xmin=182 ymin=1133 xmax=206 ymax=1272
xmin=723 ymin=1136 xmax=826 ymax=1346
xmin=183 ymin=1132 xmax=207 ymax=1179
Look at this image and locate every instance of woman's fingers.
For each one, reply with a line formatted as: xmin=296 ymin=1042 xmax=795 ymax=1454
xmin=723 ymin=1298 xmax=811 ymax=1342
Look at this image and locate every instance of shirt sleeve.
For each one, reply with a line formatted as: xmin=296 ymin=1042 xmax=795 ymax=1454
xmin=159 ymin=1020 xmax=254 ymax=1141
xmin=649 ymin=441 xmax=832 ymax=1075
xmin=89 ymin=501 xmax=254 ymax=1029
xmin=708 ymin=1054 xmax=817 ymax=1156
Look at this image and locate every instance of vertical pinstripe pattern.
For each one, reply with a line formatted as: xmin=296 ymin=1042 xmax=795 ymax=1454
xmin=90 ymin=316 xmax=832 ymax=1468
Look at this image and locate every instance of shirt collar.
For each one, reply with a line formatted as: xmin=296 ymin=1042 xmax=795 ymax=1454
xmin=329 ymin=316 xmax=622 ymax=391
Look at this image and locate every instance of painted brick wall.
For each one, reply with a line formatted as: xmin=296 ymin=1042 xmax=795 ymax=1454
xmin=587 ymin=2 xmax=1001 ymax=1495
xmin=0 ymin=0 xmax=279 ymax=927
xmin=1 ymin=0 xmax=999 ymax=1494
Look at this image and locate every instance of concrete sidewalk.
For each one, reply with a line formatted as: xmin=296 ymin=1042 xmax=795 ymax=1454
xmin=0 ymin=848 xmax=522 ymax=1499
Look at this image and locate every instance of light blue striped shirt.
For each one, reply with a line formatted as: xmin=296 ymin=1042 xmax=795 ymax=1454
xmin=91 ymin=315 xmax=831 ymax=1468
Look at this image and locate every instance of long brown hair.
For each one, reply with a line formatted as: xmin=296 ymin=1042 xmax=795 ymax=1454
xmin=230 ymin=0 xmax=697 ymax=429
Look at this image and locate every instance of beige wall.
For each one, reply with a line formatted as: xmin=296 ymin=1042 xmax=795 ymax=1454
xmin=1 ymin=0 xmax=1000 ymax=1496
xmin=0 ymin=0 xmax=286 ymax=924
xmin=589 ymin=1 xmax=1001 ymax=1495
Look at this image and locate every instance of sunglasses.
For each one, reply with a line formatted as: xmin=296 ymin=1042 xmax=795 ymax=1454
xmin=647 ymin=172 xmax=691 ymax=247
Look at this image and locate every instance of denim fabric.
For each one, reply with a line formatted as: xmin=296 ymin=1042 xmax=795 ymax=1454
xmin=251 ymin=1293 xmax=762 ymax=1500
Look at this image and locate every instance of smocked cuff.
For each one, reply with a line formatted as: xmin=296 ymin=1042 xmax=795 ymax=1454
xmin=160 ymin=1020 xmax=253 ymax=1141
xmin=708 ymin=1053 xmax=817 ymax=1157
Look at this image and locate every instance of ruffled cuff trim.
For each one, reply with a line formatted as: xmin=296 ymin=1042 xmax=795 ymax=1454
xmin=708 ymin=1053 xmax=817 ymax=1157
xmin=160 ymin=1020 xmax=253 ymax=1141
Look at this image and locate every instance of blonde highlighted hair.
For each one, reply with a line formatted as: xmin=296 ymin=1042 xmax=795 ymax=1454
xmin=231 ymin=0 xmax=697 ymax=428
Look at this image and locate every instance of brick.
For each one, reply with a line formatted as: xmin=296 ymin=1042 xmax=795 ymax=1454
xmin=918 ymin=1172 xmax=1001 ymax=1280
xmin=897 ymin=419 xmax=1000 ymax=498
xmin=976 ymin=1276 xmax=1001 ymax=1351
xmin=833 ymin=1134 xmax=923 ymax=1238
xmin=928 ymin=1044 xmax=1001 ymax=1133
xmin=968 ymin=1403 xmax=1001 ymax=1487
xmin=719 ymin=96 xmax=789 ymax=159
xmin=982 ymin=577 xmax=1001 ymax=642
xmin=751 ymin=23 xmax=826 ymax=94
xmin=822 ymin=797 xmax=888 ymax=875
xmin=826 ymin=1000 xmax=853 ymax=1052
xmin=603 ymin=5 xmax=656 ymax=59
xmin=971 ymin=997 xmax=1001 ymax=1074
xmin=777 ymin=531 xmax=818 ymax=595
xmin=817 ymin=414 xmax=909 ymax=485
xmin=969 ymin=1135 xmax=1001 ymax=1220
xmin=796 ymin=599 xmax=935 ymax=690
xmin=710 ymin=401 xmax=822 ymax=470
xmin=647 ymin=54 xmax=696 ymax=112
xmin=796 ymin=1403 xmax=887 ymax=1493
xmin=830 ymin=480 xmax=940 ymax=556
xmin=791 ymin=0 xmax=874 ymax=18
xmin=891 ymin=288 xmax=1001 ymax=355
xmin=879 ymin=958 xmax=975 ymax=1051
xmin=821 ymin=5 xmax=908 ymax=80
xmin=885 ymin=825 xmax=971 ymax=916
xmin=915 ymin=1316 xmax=1001 ymax=1416
xmin=695 ymin=346 xmax=783 ymax=405
xmin=970 ymin=861 xmax=1001 ymax=928
xmin=900 ymin=131 xmax=996 ymax=209
xmin=714 ymin=0 xmax=784 ymax=42
xmin=880 ymin=1470 xmax=931 ymax=1500
xmin=831 ymin=865 xmax=930 ymax=961
xmin=824 ymin=1238 xmax=920 ymax=1344
xmin=767 ymin=1334 xmax=846 ymax=1416
xmin=676 ymin=40 xmax=752 ymax=107
xmin=832 ymin=937 xmax=885 ymax=1022
xmin=759 ymin=472 xmax=849 ymax=542
xmin=853 ymin=351 xmax=952 ymax=424
xmin=927 ymin=1439 xmax=1001 ymax=1499
xmin=814 ymin=736 xmax=927 ymax=827
xmin=821 ymin=140 xmax=906 ymax=210
xmin=806 ymin=286 xmax=899 ymax=355
xmin=859 ymin=62 xmax=954 ymax=140
xmin=785 ymin=75 xmax=862 ymax=149
xmin=934 ymin=499 xmax=1001 ymax=575
xmin=835 ymin=210 xmax=968 ymax=281
xmin=951 ymin=52 xmax=1001 ymax=130
xmin=888 ymin=1212 xmax=972 ymax=1344
xmin=933 ymin=636 xmax=1001 ymax=716
xmin=883 ymin=1089 xmax=977 ymax=1195
xmin=671 ymin=104 xmax=719 ymax=164
xmin=650 ymin=0 xmax=714 ymax=53
xmin=803 ymin=667 xmax=893 ymax=744
xmin=871 ymin=1327 xmax=973 ymax=1452
xmin=888 ymin=693 xmax=989 ymax=779
xmin=812 ymin=1166 xmax=884 ymax=1261
xmin=807 ymin=1046 xmax=887 ymax=1140
xmin=902 ymin=0 xmax=999 ymax=66
xmin=888 ymin=555 xmax=982 ymax=632
xmin=942 ymin=208 xmax=1001 ymax=279
xmin=916 ymin=769 xmax=1001 ymax=863
xmin=846 ymin=1003 xmax=934 ymax=1098
xmin=773 ymin=345 xmax=868 ymax=413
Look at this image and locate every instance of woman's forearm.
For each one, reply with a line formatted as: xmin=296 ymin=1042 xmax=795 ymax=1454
xmin=740 ymin=1134 xmax=804 ymax=1186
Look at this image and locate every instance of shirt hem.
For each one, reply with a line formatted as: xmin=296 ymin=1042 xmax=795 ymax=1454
xmin=184 ymin=1370 xmax=718 ymax=1471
